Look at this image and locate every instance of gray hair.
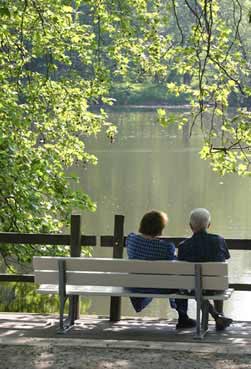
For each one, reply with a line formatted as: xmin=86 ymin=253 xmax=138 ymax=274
xmin=190 ymin=208 xmax=211 ymax=231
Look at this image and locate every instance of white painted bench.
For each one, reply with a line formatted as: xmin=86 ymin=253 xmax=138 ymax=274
xmin=33 ymin=256 xmax=233 ymax=339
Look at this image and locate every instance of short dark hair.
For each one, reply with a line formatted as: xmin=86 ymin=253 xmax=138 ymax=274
xmin=139 ymin=210 xmax=168 ymax=237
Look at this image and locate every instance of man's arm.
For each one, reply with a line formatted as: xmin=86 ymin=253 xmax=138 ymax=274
xmin=217 ymin=237 xmax=230 ymax=261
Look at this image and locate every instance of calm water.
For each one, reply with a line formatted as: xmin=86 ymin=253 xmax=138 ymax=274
xmin=2 ymin=107 xmax=251 ymax=321
xmin=78 ymin=107 xmax=251 ymax=321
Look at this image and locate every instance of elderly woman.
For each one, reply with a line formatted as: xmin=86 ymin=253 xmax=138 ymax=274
xmin=126 ymin=210 xmax=196 ymax=329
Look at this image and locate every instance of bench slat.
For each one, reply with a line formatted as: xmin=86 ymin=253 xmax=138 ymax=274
xmin=37 ymin=284 xmax=233 ymax=300
xmin=34 ymin=270 xmax=229 ymax=290
xmin=33 ymin=257 xmax=228 ymax=276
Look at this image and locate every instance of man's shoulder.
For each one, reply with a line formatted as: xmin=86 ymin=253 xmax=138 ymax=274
xmin=207 ymin=232 xmax=225 ymax=242
xmin=178 ymin=232 xmax=226 ymax=248
xmin=179 ymin=232 xmax=225 ymax=241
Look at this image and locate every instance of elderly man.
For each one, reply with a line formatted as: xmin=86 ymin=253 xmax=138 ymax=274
xmin=176 ymin=208 xmax=233 ymax=330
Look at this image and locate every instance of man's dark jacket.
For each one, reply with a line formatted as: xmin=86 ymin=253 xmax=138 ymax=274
xmin=176 ymin=230 xmax=230 ymax=316
xmin=178 ymin=230 xmax=230 ymax=262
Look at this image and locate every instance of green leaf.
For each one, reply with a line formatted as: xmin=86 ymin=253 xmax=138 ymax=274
xmin=0 ymin=7 xmax=10 ymax=17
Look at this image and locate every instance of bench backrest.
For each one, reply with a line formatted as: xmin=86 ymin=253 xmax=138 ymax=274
xmin=33 ymin=257 xmax=229 ymax=291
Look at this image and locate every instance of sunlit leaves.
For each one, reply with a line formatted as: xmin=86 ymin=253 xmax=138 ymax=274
xmin=2 ymin=0 xmax=179 ymax=266
xmin=157 ymin=108 xmax=188 ymax=129
xmin=2 ymin=0 xmax=251 ymax=268
xmin=152 ymin=0 xmax=251 ymax=176
xmin=0 ymin=0 xmax=117 ymax=266
xmin=200 ymin=109 xmax=251 ymax=176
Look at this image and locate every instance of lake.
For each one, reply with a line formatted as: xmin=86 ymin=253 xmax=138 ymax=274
xmin=79 ymin=107 xmax=251 ymax=322
xmin=1 ymin=107 xmax=251 ymax=321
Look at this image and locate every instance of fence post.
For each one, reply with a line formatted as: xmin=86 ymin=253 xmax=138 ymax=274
xmin=69 ymin=214 xmax=81 ymax=323
xmin=109 ymin=214 xmax=125 ymax=322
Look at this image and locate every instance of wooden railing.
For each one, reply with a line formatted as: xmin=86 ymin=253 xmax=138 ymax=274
xmin=0 ymin=214 xmax=250 ymax=321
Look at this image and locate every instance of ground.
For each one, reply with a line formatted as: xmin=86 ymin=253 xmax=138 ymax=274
xmin=1 ymin=344 xmax=251 ymax=369
xmin=1 ymin=314 xmax=251 ymax=369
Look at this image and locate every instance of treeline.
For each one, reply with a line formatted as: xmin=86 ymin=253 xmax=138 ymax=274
xmin=72 ymin=0 xmax=251 ymax=107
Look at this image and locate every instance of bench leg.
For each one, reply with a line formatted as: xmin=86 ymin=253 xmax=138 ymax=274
xmin=57 ymin=260 xmax=74 ymax=334
xmin=59 ymin=294 xmax=66 ymax=332
xmin=110 ymin=296 xmax=121 ymax=322
xmin=194 ymin=295 xmax=202 ymax=339
xmin=193 ymin=300 xmax=209 ymax=340
xmin=57 ymin=296 xmax=74 ymax=334
xmin=193 ymin=264 xmax=209 ymax=340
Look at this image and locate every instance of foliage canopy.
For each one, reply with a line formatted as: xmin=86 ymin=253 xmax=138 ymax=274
xmin=0 ymin=0 xmax=179 ymax=265
xmin=156 ymin=0 xmax=251 ymax=176
xmin=0 ymin=0 xmax=251 ymax=265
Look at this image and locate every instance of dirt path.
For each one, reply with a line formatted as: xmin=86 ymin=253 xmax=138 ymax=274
xmin=1 ymin=345 xmax=251 ymax=369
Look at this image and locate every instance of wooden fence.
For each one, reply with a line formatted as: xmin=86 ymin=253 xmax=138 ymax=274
xmin=0 ymin=214 xmax=250 ymax=321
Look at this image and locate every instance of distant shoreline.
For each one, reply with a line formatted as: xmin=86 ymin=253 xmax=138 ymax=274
xmin=120 ymin=104 xmax=191 ymax=109
xmin=102 ymin=104 xmax=191 ymax=110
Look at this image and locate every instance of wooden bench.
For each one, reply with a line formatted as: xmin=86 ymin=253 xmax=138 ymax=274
xmin=33 ymin=256 xmax=234 ymax=339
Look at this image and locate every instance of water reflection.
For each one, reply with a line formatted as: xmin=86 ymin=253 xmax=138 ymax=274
xmin=1 ymin=108 xmax=251 ymax=320
xmin=0 ymin=282 xmax=91 ymax=315
xmin=80 ymin=108 xmax=251 ymax=321
xmin=81 ymin=109 xmax=251 ymax=239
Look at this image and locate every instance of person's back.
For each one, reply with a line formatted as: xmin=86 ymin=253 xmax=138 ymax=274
xmin=126 ymin=210 xmax=196 ymax=329
xmin=177 ymin=208 xmax=232 ymax=331
xmin=126 ymin=210 xmax=176 ymax=312
xmin=127 ymin=232 xmax=175 ymax=261
xmin=178 ymin=230 xmax=230 ymax=262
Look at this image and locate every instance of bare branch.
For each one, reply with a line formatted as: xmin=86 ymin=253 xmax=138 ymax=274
xmin=171 ymin=0 xmax=184 ymax=44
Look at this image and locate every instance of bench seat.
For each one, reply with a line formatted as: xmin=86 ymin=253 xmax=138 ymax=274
xmin=33 ymin=256 xmax=234 ymax=339
xmin=37 ymin=284 xmax=233 ymax=300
